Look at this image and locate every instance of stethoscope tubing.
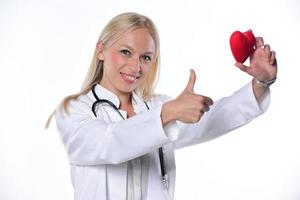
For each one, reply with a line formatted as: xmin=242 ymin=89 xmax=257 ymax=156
xmin=91 ymin=84 xmax=168 ymax=188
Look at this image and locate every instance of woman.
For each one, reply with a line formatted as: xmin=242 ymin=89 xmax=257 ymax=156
xmin=47 ymin=12 xmax=277 ymax=200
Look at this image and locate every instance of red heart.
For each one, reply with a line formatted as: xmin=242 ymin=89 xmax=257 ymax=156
xmin=230 ymin=30 xmax=256 ymax=63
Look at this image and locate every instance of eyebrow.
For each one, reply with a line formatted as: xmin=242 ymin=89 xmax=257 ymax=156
xmin=121 ymin=44 xmax=154 ymax=55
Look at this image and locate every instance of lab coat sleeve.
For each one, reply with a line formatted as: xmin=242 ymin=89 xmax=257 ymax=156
xmin=54 ymin=99 xmax=171 ymax=165
xmin=172 ymin=81 xmax=271 ymax=149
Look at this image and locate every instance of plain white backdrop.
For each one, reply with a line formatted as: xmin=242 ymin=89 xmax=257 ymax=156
xmin=0 ymin=0 xmax=299 ymax=199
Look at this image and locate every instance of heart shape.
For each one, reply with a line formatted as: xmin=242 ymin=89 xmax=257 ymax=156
xmin=230 ymin=30 xmax=256 ymax=63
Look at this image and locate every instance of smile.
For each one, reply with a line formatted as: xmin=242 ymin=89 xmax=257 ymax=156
xmin=120 ymin=72 xmax=140 ymax=83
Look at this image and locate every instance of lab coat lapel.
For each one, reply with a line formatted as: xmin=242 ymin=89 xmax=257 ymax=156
xmin=93 ymin=84 xmax=120 ymax=108
xmin=132 ymin=91 xmax=148 ymax=113
xmin=89 ymin=85 xmax=152 ymax=200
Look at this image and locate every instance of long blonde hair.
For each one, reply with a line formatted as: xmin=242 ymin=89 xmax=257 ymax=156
xmin=45 ymin=12 xmax=161 ymax=128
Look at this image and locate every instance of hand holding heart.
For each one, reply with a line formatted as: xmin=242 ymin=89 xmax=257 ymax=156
xmin=161 ymin=70 xmax=213 ymax=125
xmin=230 ymin=30 xmax=277 ymax=82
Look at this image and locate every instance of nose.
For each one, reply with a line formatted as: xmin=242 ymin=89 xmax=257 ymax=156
xmin=129 ymin=56 xmax=141 ymax=72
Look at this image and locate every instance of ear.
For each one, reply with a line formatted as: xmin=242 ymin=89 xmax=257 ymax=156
xmin=96 ymin=42 xmax=105 ymax=60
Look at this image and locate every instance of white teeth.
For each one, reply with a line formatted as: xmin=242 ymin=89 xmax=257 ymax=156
xmin=123 ymin=74 xmax=136 ymax=81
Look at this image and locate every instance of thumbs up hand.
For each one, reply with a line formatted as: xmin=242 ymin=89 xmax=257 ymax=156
xmin=161 ymin=69 xmax=214 ymax=126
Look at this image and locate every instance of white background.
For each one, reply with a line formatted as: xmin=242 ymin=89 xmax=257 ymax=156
xmin=0 ymin=0 xmax=299 ymax=199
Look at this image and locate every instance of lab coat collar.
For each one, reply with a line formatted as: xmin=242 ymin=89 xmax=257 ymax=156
xmin=93 ymin=84 xmax=121 ymax=108
xmin=132 ymin=90 xmax=148 ymax=113
xmin=93 ymin=84 xmax=146 ymax=111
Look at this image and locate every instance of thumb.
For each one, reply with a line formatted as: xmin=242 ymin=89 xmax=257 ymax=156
xmin=184 ymin=69 xmax=196 ymax=93
xmin=234 ymin=62 xmax=250 ymax=73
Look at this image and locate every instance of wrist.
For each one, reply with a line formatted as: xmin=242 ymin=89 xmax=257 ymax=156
xmin=161 ymin=101 xmax=176 ymax=127
xmin=252 ymin=78 xmax=271 ymax=103
xmin=254 ymin=77 xmax=277 ymax=87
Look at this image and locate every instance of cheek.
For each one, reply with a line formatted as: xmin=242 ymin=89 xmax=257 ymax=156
xmin=141 ymin=63 xmax=153 ymax=74
xmin=109 ymin=52 xmax=123 ymax=66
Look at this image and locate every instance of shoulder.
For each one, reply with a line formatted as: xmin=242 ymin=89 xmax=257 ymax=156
xmin=54 ymin=91 xmax=98 ymax=134
xmin=54 ymin=91 xmax=96 ymax=120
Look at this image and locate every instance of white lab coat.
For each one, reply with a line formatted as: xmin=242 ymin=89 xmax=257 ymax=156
xmin=55 ymin=82 xmax=270 ymax=200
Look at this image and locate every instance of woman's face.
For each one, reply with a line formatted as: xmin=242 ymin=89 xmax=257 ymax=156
xmin=98 ymin=28 xmax=156 ymax=97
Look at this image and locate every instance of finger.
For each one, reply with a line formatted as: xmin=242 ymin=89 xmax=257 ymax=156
xmin=264 ymin=44 xmax=271 ymax=54
xmin=235 ymin=62 xmax=250 ymax=73
xmin=204 ymin=96 xmax=214 ymax=106
xmin=204 ymin=101 xmax=213 ymax=114
xmin=201 ymin=104 xmax=210 ymax=113
xmin=270 ymin=51 xmax=276 ymax=65
xmin=196 ymin=95 xmax=214 ymax=108
xmin=185 ymin=69 xmax=196 ymax=93
xmin=255 ymin=37 xmax=264 ymax=49
xmin=203 ymin=106 xmax=210 ymax=112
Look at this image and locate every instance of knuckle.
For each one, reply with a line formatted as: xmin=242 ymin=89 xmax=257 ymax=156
xmin=197 ymin=95 xmax=204 ymax=101
xmin=191 ymin=113 xmax=200 ymax=123
xmin=193 ymin=117 xmax=200 ymax=123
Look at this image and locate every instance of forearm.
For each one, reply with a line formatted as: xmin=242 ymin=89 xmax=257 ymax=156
xmin=174 ymin=81 xmax=270 ymax=149
xmin=252 ymin=78 xmax=271 ymax=103
xmin=56 ymin=106 xmax=171 ymax=165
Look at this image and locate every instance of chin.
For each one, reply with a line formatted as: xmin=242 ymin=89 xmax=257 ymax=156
xmin=119 ymin=86 xmax=137 ymax=94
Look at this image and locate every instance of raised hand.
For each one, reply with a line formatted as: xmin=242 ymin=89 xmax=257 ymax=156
xmin=161 ymin=69 xmax=213 ymax=126
xmin=235 ymin=37 xmax=277 ymax=82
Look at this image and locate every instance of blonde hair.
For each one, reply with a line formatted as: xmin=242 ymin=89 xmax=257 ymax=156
xmin=45 ymin=12 xmax=161 ymax=128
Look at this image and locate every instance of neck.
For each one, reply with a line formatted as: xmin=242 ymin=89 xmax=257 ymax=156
xmin=118 ymin=93 xmax=132 ymax=107
xmin=99 ymin=81 xmax=132 ymax=107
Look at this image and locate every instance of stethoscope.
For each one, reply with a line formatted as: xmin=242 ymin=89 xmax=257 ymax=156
xmin=91 ymin=84 xmax=169 ymax=189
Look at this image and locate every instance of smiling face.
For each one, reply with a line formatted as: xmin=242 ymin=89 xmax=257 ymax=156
xmin=97 ymin=28 xmax=156 ymax=98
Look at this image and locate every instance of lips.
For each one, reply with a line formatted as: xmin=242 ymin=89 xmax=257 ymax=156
xmin=120 ymin=72 xmax=140 ymax=83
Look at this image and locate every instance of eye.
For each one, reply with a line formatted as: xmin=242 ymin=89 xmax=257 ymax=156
xmin=141 ymin=55 xmax=152 ymax=62
xmin=120 ymin=49 xmax=131 ymax=56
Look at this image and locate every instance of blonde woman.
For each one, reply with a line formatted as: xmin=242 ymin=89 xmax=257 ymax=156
xmin=47 ymin=12 xmax=277 ymax=200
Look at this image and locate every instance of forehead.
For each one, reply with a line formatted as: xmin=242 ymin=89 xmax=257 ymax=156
xmin=110 ymin=28 xmax=156 ymax=53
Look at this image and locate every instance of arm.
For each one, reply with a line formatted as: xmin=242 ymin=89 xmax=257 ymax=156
xmin=160 ymin=36 xmax=277 ymax=149
xmin=55 ymin=99 xmax=171 ymax=166
xmin=235 ymin=37 xmax=278 ymax=103
xmin=174 ymin=81 xmax=270 ymax=149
